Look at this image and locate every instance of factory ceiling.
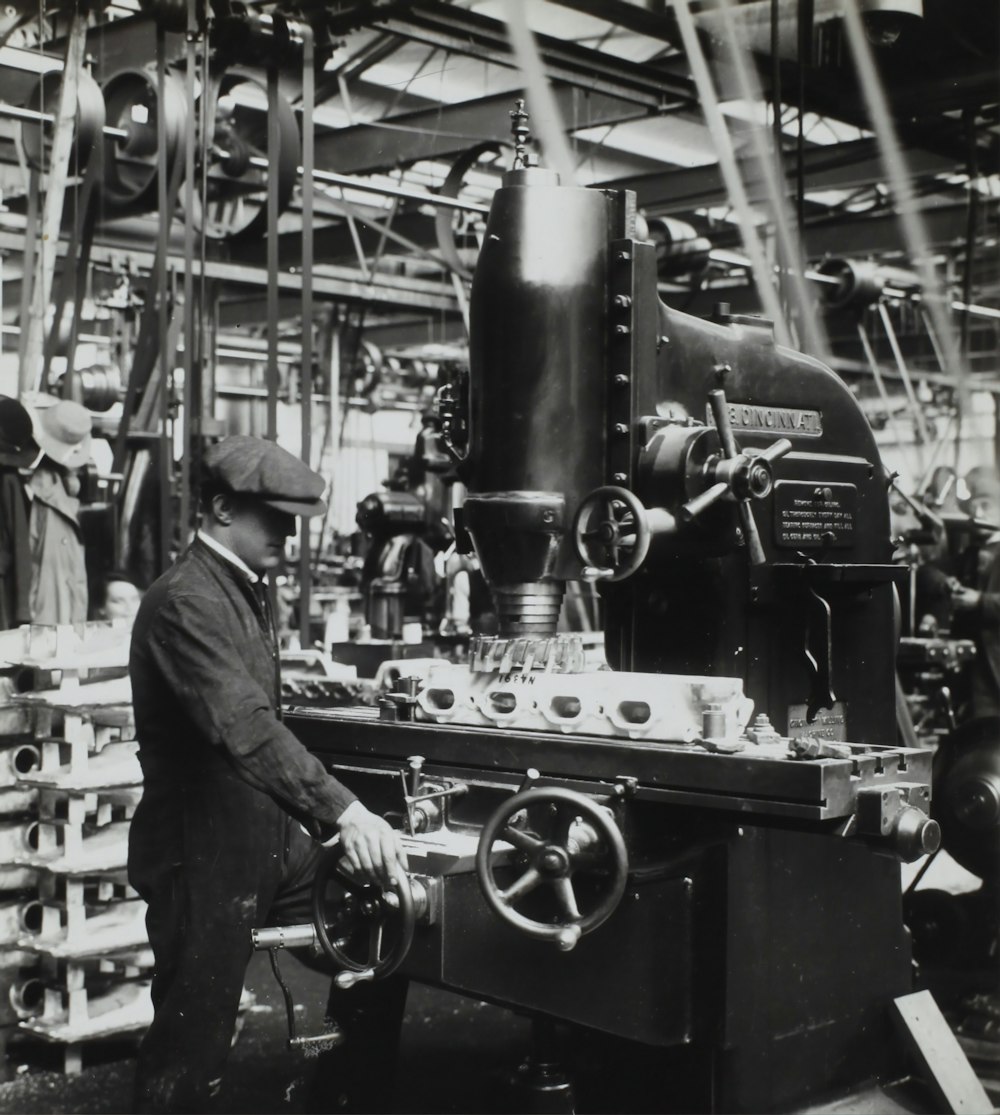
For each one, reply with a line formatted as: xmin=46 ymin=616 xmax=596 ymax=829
xmin=0 ymin=0 xmax=998 ymax=380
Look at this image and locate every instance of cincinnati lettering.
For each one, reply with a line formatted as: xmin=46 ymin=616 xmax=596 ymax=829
xmin=720 ymin=404 xmax=823 ymax=437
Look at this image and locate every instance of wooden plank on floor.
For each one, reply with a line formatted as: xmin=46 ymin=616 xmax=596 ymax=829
xmin=893 ymin=990 xmax=994 ymax=1114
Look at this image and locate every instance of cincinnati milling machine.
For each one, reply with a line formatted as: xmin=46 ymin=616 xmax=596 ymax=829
xmin=262 ymin=114 xmax=947 ymax=1114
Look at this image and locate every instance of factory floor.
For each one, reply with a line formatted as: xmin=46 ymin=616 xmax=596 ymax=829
xmin=0 ymin=953 xmax=533 ymax=1114
xmin=0 ymin=852 xmax=995 ymax=1114
xmin=1 ymin=953 xmax=997 ymax=1115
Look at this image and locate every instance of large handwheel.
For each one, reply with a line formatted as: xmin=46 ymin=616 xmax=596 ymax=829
xmin=311 ymin=848 xmax=415 ymax=988
xmin=475 ymin=786 xmax=628 ymax=951
xmin=572 ymin=485 xmax=651 ymax=581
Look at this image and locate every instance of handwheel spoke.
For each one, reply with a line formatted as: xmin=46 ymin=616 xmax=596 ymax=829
xmin=368 ymin=922 xmax=384 ymax=965
xmin=553 ymin=877 xmax=581 ymax=921
xmin=502 ymin=825 xmax=544 ymax=852
xmin=499 ymin=866 xmax=542 ymax=905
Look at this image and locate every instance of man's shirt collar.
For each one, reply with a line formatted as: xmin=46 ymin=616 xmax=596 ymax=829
xmin=196 ymin=529 xmax=262 ymax=584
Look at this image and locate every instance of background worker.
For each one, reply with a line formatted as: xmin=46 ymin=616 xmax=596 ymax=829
xmin=951 ymin=465 xmax=1000 ymax=720
xmin=24 ymin=396 xmax=92 ymax=624
xmin=128 ymin=435 xmax=409 ymax=1113
xmin=91 ymin=569 xmax=143 ymax=623
xmin=0 ymin=396 xmax=39 ymax=630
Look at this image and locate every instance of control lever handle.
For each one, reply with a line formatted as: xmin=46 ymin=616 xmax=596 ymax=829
xmin=804 ymin=585 xmax=836 ymax=720
xmin=758 ymin=437 xmax=794 ymax=463
xmin=334 ymin=967 xmax=376 ymax=990
xmin=709 ymin=388 xmax=739 ymax=458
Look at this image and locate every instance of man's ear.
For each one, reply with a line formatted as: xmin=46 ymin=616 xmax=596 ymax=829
xmin=211 ymin=492 xmax=236 ymax=525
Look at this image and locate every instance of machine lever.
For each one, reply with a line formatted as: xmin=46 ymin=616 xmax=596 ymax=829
xmin=737 ymin=502 xmax=766 ymax=566
xmin=709 ymin=388 xmax=739 ymax=457
xmin=334 ymin=967 xmax=376 ymax=990
xmin=804 ymin=586 xmax=836 ymax=720
xmin=267 ymin=948 xmax=345 ymax=1051
xmin=680 ymin=481 xmax=729 ymax=522
xmin=759 ymin=437 xmax=793 ymax=463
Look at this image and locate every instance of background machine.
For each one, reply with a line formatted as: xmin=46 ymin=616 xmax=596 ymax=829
xmin=277 ymin=135 xmax=945 ymax=1113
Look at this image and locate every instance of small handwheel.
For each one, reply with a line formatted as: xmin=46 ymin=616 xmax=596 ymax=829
xmin=475 ymin=787 xmax=628 ymax=951
xmin=311 ymin=848 xmax=415 ymax=987
xmin=572 ymin=486 xmax=651 ymax=581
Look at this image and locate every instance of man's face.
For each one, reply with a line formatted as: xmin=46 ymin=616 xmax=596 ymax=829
xmin=971 ymin=494 xmax=1000 ymax=526
xmin=102 ymin=579 xmax=141 ymax=620
xmin=228 ymin=499 xmax=297 ymax=574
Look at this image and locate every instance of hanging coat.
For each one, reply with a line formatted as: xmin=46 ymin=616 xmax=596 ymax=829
xmin=27 ymin=465 xmax=88 ymax=625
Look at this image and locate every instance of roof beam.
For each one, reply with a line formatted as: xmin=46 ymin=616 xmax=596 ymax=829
xmin=597 ymin=138 xmax=959 ymax=214
xmin=368 ymin=0 xmax=694 ymax=109
xmin=0 ymin=228 xmax=459 ymax=313
xmin=313 ymin=86 xmax=664 ymax=176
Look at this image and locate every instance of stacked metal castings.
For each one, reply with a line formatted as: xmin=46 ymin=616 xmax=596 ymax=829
xmin=0 ymin=622 xmax=147 ymax=1073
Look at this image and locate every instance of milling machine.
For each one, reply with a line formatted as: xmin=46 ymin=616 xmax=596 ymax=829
xmin=264 ymin=117 xmax=950 ymax=1113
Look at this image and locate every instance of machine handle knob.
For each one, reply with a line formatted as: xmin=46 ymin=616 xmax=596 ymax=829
xmin=758 ymin=437 xmax=793 ymax=464
xmin=708 ymin=389 xmax=739 ymax=459
xmin=554 ymin=925 xmax=582 ymax=952
xmin=679 ymin=481 xmax=728 ymax=523
xmin=334 ymin=967 xmax=376 ymax=990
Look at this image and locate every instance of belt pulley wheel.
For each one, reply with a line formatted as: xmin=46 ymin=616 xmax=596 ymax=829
xmin=434 ymin=142 xmax=508 ymax=280
xmin=19 ymin=69 xmax=106 ymax=173
xmin=476 ymin=786 xmax=628 ymax=951
xmin=311 ymin=846 xmax=415 ymax=982
xmin=186 ymin=69 xmax=300 ymax=241
xmin=101 ymin=68 xmax=188 ymax=210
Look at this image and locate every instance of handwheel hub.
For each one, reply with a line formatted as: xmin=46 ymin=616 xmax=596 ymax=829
xmin=539 ymin=847 xmax=570 ymax=876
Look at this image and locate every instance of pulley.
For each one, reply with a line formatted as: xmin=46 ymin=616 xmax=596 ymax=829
xmin=101 ymin=68 xmax=188 ymax=210
xmin=642 ymin=216 xmax=711 ymax=279
xmin=187 ymin=68 xmax=300 ymax=240
xmin=816 ymin=257 xmax=922 ymax=309
xmin=19 ymin=69 xmax=106 ymax=173
xmin=434 ymin=143 xmax=508 ymax=280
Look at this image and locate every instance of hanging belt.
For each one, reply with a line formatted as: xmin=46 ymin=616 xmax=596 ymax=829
xmin=110 ymin=74 xmax=188 ymax=476
xmin=41 ymin=69 xmax=107 ymax=389
xmin=298 ymin=23 xmax=315 ymax=647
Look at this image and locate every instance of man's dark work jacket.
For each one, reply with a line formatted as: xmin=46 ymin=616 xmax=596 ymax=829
xmin=128 ymin=537 xmax=357 ymax=923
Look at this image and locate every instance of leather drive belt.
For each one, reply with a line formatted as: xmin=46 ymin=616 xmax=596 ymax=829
xmin=18 ymin=69 xmax=105 ymax=382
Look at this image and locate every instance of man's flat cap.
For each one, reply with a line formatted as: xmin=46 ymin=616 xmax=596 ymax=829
xmin=204 ymin=435 xmax=327 ymax=517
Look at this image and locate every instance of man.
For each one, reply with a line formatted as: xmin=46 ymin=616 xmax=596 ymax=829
xmin=951 ymin=464 xmax=1000 ymax=719
xmin=0 ymin=396 xmax=38 ymax=629
xmin=93 ymin=570 xmax=142 ymax=623
xmin=128 ymin=435 xmax=408 ymax=1112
